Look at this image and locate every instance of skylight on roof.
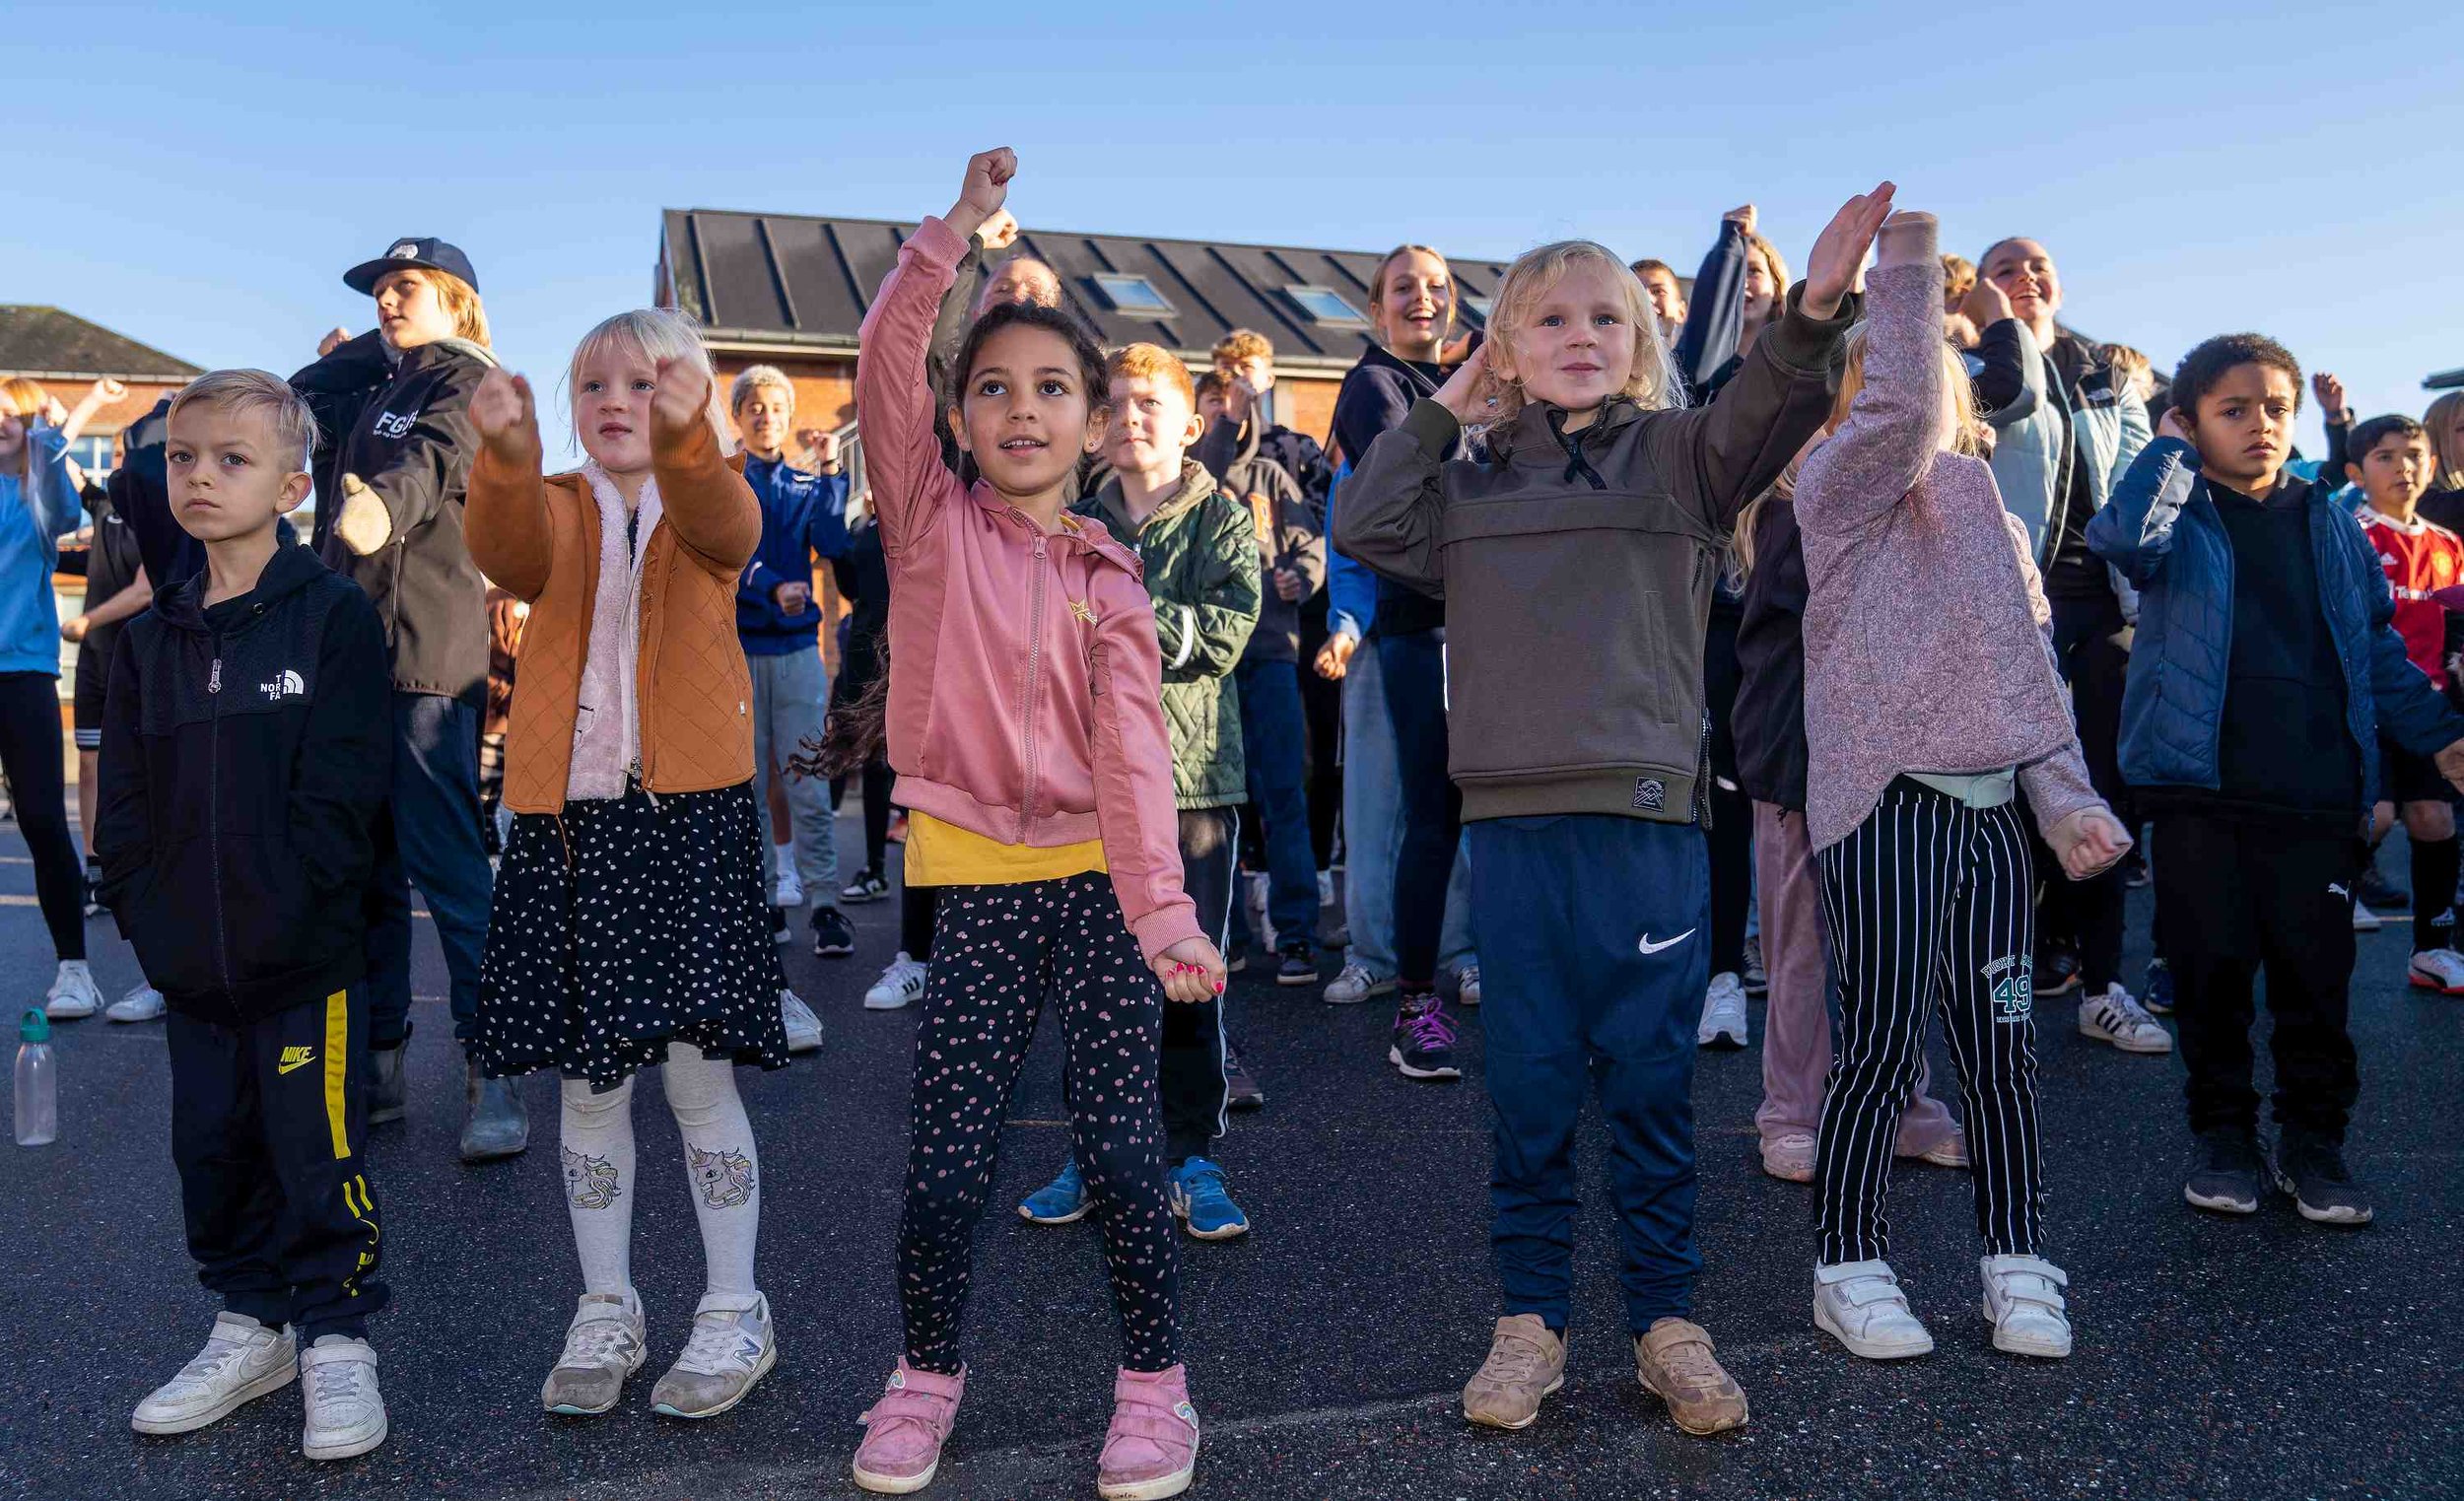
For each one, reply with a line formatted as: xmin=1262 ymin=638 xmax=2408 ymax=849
xmin=1090 ymin=274 xmax=1176 ymax=315
xmin=1460 ymin=295 xmax=1494 ymax=325
xmin=1285 ymin=285 xmax=1368 ymax=327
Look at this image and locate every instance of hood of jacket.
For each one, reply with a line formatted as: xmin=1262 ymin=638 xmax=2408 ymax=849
xmin=151 ymin=522 xmax=324 ymax=632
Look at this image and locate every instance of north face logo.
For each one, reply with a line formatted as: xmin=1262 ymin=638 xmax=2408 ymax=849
xmin=372 ymin=409 xmax=414 ymax=440
xmin=260 ymin=669 xmax=305 ymax=702
xmin=1632 ymin=778 xmax=1666 ymax=811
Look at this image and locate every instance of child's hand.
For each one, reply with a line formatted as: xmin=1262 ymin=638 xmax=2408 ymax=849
xmin=1314 ymin=633 xmax=1357 ymax=680
xmin=318 ymin=326 xmax=352 ymax=358
xmin=2436 ymin=737 xmax=2464 ymax=795
xmin=2049 ymin=805 xmax=2132 ymax=880
xmin=1958 ymin=276 xmax=2014 ymax=334
xmin=1802 ymin=181 xmax=1896 ymax=320
xmin=978 ymin=208 xmax=1021 ymax=251
xmin=1153 ymin=937 xmax=1226 ymax=1004
xmin=1431 ymin=340 xmax=1495 ymax=422
xmin=650 ymin=358 xmax=711 ymax=441
xmin=469 ymin=369 xmax=540 ymax=463
xmin=1723 ymin=203 xmax=1757 ymax=235
xmin=2311 ymin=371 xmax=2349 ymax=424
xmin=2157 ymin=406 xmax=2199 ymax=450
xmin=1874 ymin=210 xmax=1936 ymax=270
xmin=948 ymin=148 xmax=1016 ymax=240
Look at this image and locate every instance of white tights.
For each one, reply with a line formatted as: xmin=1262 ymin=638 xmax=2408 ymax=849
xmin=559 ymin=1041 xmax=762 ymax=1307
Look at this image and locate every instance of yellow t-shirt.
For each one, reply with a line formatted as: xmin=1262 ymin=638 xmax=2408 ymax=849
xmin=903 ymin=812 xmax=1108 ymax=887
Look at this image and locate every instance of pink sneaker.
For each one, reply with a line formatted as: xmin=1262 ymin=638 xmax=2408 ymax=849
xmin=852 ymin=1360 xmax=964 ymax=1495
xmin=1096 ymin=1365 xmax=1199 ymax=1500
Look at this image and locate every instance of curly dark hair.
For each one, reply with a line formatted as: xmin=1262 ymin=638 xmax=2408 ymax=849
xmin=2170 ymin=333 xmax=2301 ymax=422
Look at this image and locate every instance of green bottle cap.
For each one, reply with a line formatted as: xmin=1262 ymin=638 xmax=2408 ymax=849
xmin=20 ymin=1007 xmax=48 ymax=1044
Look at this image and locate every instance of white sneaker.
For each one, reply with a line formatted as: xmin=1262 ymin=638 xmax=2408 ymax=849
xmin=1814 ymin=1260 xmax=1934 ymax=1360
xmin=2353 ymin=900 xmax=2383 ymax=933
xmin=2078 ymin=983 xmax=2171 ymax=1054
xmin=131 ymin=1313 xmax=296 ymax=1434
xmin=1980 ymin=1254 xmax=2072 ymax=1358
xmin=1697 ymin=971 xmax=1748 ymax=1049
xmin=781 ymin=989 xmax=824 ymax=1054
xmin=864 ymin=952 xmax=928 ymax=1011
xmin=1325 ymin=961 xmax=1395 ymax=1006
xmin=541 ymin=1291 xmax=649 ymax=1415
xmin=300 ymin=1335 xmax=387 ymax=1460
xmin=2408 ymin=947 xmax=2464 ymax=995
xmin=1761 ymin=1131 xmax=1816 ymax=1184
xmin=106 ymin=984 xmax=167 ymax=1023
xmin=650 ymin=1293 xmax=778 ymax=1418
xmin=44 ymin=960 xmax=101 ymax=1019
xmin=772 ymin=860 xmax=804 ymax=910
xmin=1244 ymin=870 xmax=1275 ymax=951
xmin=1453 ymin=963 xmax=1482 ymax=1008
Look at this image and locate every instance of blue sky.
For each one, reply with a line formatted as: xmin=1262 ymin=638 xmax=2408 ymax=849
xmin=11 ymin=2 xmax=2454 ymax=446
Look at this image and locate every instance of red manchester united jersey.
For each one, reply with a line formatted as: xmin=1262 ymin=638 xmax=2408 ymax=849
xmin=2358 ymin=507 xmax=2464 ymax=689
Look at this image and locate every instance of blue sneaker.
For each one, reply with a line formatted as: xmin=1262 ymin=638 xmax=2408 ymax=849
xmin=1168 ymin=1157 xmax=1250 ymax=1241
xmin=1017 ymin=1160 xmax=1091 ymax=1225
xmin=2144 ymin=957 xmax=2174 ymax=1015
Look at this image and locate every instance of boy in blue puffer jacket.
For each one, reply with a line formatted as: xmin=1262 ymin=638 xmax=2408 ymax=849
xmin=2088 ymin=333 xmax=2464 ymax=1232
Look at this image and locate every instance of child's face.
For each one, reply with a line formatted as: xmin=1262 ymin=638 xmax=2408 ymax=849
xmin=1224 ymin=353 xmax=1272 ymax=392
xmin=1375 ymin=250 xmax=1453 ymax=359
xmin=1742 ymin=249 xmax=1779 ymax=324
xmin=2352 ymin=432 xmax=2436 ymax=512
xmin=0 ymin=411 xmax=22 ymax=461
xmin=1197 ymin=386 xmax=1230 ymax=425
xmin=1105 ymin=373 xmax=1203 ymax=476
xmin=372 ymin=270 xmax=458 ymax=352
xmin=575 ymin=345 xmax=657 ymax=474
xmin=733 ymin=382 xmax=793 ymax=457
xmin=1502 ymin=260 xmax=1637 ymax=419
xmin=166 ymin=405 xmax=309 ymax=542
xmin=1981 ymin=239 xmax=2061 ymax=327
xmin=975 ymin=258 xmax=1062 ymax=317
xmin=1638 ymin=268 xmax=1686 ymax=338
xmin=950 ymin=324 xmax=1099 ymax=495
xmin=2188 ymin=363 xmax=2300 ymax=493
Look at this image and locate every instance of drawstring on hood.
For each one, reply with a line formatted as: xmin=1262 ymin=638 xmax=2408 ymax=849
xmin=1546 ymin=408 xmax=1610 ymax=491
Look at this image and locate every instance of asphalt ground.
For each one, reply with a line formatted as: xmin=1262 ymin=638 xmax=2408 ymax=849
xmin=3 ymin=801 xmax=2461 ymax=1501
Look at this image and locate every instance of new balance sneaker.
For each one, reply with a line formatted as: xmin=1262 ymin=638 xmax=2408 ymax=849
xmin=1461 ymin=1314 xmax=1565 ymax=1431
xmin=1454 ymin=962 xmax=1482 ymax=1008
xmin=2183 ymin=1131 xmax=2266 ymax=1215
xmin=44 ymin=959 xmax=101 ymax=1019
xmin=842 ymin=867 xmax=891 ymax=904
xmin=1275 ymin=942 xmax=1318 ymax=988
xmin=2079 ymin=984 xmax=2171 ymax=1054
xmin=367 ymin=1041 xmax=407 ymax=1125
xmin=542 ymin=1291 xmax=649 ymax=1416
xmin=1697 ymin=972 xmax=1748 ymax=1049
xmin=1019 ymin=1159 xmax=1092 ymax=1224
xmin=650 ymin=1293 xmax=777 ymax=1418
xmin=131 ymin=1313 xmax=296 ymax=1435
xmin=853 ymin=1360 xmax=965 ymax=1495
xmin=782 ymin=989 xmax=825 ymax=1054
xmin=1979 ymin=1255 xmax=2072 ymax=1358
xmin=2353 ymin=900 xmax=2384 ymax=934
xmin=1633 ymin=1318 xmax=1749 ymax=1435
xmin=107 ymin=984 xmax=167 ymax=1024
xmin=2273 ymin=1129 xmax=2374 ymax=1225
xmin=772 ymin=859 xmax=804 ymax=910
xmin=2143 ymin=957 xmax=2175 ymax=1014
xmin=1168 ymin=1157 xmax=1250 ymax=1240
xmin=2408 ymin=948 xmax=2464 ymax=995
xmin=1814 ymin=1260 xmax=1934 ymax=1360
xmin=2032 ymin=944 xmax=2082 ymax=996
xmin=1096 ymin=1364 xmax=1199 ymax=1501
xmin=812 ymin=906 xmax=856 ymax=958
xmin=865 ymin=952 xmax=927 ymax=1011
xmin=300 ymin=1335 xmax=386 ymax=1460
xmin=1760 ymin=1131 xmax=1816 ymax=1184
xmin=1741 ymin=935 xmax=1768 ymax=996
xmin=1324 ymin=962 xmax=1394 ymax=1006
xmin=1389 ymin=991 xmax=1461 ymax=1080
xmin=1223 ymin=1043 xmax=1265 ymax=1111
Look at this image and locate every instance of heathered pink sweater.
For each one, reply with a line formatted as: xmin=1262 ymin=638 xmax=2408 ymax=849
xmin=1794 ymin=222 xmax=2102 ymax=853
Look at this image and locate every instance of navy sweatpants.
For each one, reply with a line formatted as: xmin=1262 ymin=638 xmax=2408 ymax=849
xmin=1469 ymin=814 xmax=1708 ymax=1332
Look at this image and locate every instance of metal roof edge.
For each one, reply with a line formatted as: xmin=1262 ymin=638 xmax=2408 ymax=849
xmin=665 ymin=208 xmax=1518 ymax=271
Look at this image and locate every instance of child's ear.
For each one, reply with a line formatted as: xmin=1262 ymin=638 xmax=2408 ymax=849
xmin=2345 ymin=461 xmax=2363 ymax=488
xmin=1083 ymin=406 xmax=1109 ymax=454
xmin=277 ymin=470 xmax=312 ymax=514
xmin=945 ymin=406 xmax=971 ymax=457
xmin=1179 ymin=407 xmax=1206 ymax=446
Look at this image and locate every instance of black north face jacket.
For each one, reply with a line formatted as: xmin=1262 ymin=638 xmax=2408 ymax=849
xmin=96 ymin=541 xmax=394 ymax=1024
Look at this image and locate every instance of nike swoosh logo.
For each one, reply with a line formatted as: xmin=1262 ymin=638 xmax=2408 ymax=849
xmin=277 ymin=1057 xmax=314 ymax=1074
xmin=1637 ymin=929 xmax=1696 ymax=956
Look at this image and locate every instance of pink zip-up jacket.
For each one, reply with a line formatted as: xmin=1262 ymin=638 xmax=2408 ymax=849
xmin=856 ymin=215 xmax=1200 ymax=961
xmin=1796 ymin=218 xmax=2103 ymax=854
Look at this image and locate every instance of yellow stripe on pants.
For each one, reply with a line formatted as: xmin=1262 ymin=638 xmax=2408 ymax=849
xmin=323 ymin=990 xmax=350 ymax=1160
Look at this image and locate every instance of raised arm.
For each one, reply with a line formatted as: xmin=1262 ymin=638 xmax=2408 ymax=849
xmin=1335 ymin=399 xmax=1456 ymax=595
xmin=649 ymin=361 xmax=760 ymax=574
xmin=1794 ymin=211 xmax=1947 ymax=539
xmin=326 ymin=353 xmax=490 ymax=556
xmin=462 ymin=370 xmax=555 ymax=601
xmin=2085 ymin=432 xmax=2199 ymax=587
xmin=1670 ymin=210 xmax=1752 ymax=400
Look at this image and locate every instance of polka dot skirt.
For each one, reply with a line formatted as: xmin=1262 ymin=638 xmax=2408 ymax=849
xmin=475 ymin=781 xmax=789 ymax=1087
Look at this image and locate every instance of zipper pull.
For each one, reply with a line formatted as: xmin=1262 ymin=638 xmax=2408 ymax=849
xmin=208 ymin=658 xmax=222 ymax=694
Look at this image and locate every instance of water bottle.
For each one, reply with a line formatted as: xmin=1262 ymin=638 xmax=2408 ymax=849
xmin=16 ymin=1008 xmax=55 ymax=1147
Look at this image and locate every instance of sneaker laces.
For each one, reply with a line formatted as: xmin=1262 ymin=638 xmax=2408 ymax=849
xmin=890 ymin=955 xmax=927 ymax=989
xmin=558 ymin=1312 xmax=638 ymax=1369
xmin=2096 ymin=989 xmax=2158 ymax=1032
xmin=1400 ymin=998 xmax=1456 ymax=1053
xmin=672 ymin=1312 xmax=762 ymax=1376
xmin=308 ymin=1357 xmax=373 ymax=1409
xmin=1477 ymin=1329 xmax=1551 ymax=1387
xmin=1179 ymin=1161 xmax=1227 ymax=1204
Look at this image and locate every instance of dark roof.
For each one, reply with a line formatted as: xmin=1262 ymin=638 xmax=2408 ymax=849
xmin=2430 ymin=367 xmax=2464 ymax=391
xmin=659 ymin=210 xmax=1518 ymax=374
xmin=0 ymin=306 xmax=202 ymax=381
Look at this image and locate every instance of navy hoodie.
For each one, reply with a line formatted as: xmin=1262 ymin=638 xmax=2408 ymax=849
xmin=734 ymin=452 xmax=849 ymax=655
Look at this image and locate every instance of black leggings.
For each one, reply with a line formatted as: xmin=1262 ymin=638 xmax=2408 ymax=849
xmin=0 ymin=672 xmax=85 ymax=961
xmin=896 ymin=871 xmax=1178 ymax=1374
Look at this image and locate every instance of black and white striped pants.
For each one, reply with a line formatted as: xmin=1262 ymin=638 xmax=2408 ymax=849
xmin=1814 ymin=778 xmax=2044 ymax=1265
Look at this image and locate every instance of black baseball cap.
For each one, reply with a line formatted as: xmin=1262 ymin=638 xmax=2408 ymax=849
xmin=343 ymin=237 xmax=480 ymax=296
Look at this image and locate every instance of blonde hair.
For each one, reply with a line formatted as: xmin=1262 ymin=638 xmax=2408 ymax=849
xmin=1743 ymin=231 xmax=1790 ymax=326
xmin=1482 ymin=239 xmax=1683 ymax=429
xmin=1827 ymin=322 xmax=1989 ymax=459
xmin=2425 ymin=391 xmax=2464 ymax=492
xmin=728 ymin=364 xmax=796 ymax=414
xmin=1942 ymin=253 xmax=1977 ymax=306
xmin=1726 ymin=459 xmax=1804 ymax=587
xmin=568 ymin=308 xmax=732 ymax=451
xmin=1106 ymin=342 xmax=1195 ymax=407
xmin=0 ymin=377 xmax=49 ymax=482
xmin=169 ymin=370 xmax=318 ymax=469
xmin=412 ymin=268 xmax=491 ymax=348
xmin=1212 ymin=329 xmax=1272 ymax=367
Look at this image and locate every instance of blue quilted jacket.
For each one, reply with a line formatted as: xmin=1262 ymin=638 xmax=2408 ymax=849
xmin=2086 ymin=437 xmax=2464 ymax=814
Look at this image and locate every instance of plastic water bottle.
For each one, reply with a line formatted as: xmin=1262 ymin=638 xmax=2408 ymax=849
xmin=16 ymin=1008 xmax=55 ymax=1147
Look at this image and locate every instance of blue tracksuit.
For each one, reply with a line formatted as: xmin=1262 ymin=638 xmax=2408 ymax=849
xmin=734 ymin=453 xmax=849 ymax=655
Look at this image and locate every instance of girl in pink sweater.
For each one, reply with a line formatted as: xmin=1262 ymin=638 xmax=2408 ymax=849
xmin=844 ymin=149 xmax=1219 ymax=1501
xmin=1793 ymin=211 xmax=2130 ymax=1368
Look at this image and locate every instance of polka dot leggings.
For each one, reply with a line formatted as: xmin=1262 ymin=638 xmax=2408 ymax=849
xmin=897 ymin=871 xmax=1179 ymax=1375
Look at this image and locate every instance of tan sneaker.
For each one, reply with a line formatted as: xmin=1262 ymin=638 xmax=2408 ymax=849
xmin=1633 ymin=1318 xmax=1748 ymax=1435
xmin=1461 ymin=1315 xmax=1564 ymax=1430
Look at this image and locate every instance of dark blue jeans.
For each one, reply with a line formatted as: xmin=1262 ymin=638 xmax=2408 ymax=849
xmin=1232 ymin=656 xmax=1320 ymax=948
xmin=365 ymin=692 xmax=493 ymax=1049
xmin=1469 ymin=814 xmax=1708 ymax=1332
xmin=1379 ymin=629 xmax=1461 ymax=987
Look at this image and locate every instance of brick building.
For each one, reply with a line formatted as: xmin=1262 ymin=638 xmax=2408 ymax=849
xmin=0 ymin=306 xmax=202 ymax=478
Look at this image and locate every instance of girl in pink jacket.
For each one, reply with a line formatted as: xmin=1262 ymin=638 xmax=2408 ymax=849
xmin=1794 ymin=211 xmax=2130 ymax=1369
xmin=842 ymin=149 xmax=1219 ymax=1501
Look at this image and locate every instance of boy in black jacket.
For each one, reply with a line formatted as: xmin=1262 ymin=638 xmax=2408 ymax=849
xmin=98 ymin=371 xmax=396 ymax=1461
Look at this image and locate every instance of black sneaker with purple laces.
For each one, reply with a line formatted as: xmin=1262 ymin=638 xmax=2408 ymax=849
xmin=1389 ymin=989 xmax=1461 ymax=1081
